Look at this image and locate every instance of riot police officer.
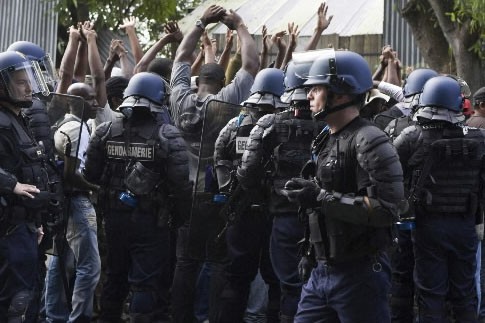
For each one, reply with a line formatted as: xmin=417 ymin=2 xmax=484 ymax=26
xmin=213 ymin=67 xmax=287 ymax=323
xmin=281 ymin=49 xmax=404 ymax=321
xmin=378 ymin=68 xmax=438 ymax=322
xmin=0 ymin=51 xmax=51 ymax=322
xmin=374 ymin=68 xmax=439 ymax=133
xmin=6 ymin=43 xmax=63 ymax=315
xmin=393 ymin=76 xmax=484 ymax=322
xmin=84 ymin=72 xmax=192 ymax=323
xmin=235 ymin=52 xmax=326 ymax=322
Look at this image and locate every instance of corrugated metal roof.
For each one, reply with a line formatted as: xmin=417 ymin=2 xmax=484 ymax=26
xmin=179 ymin=0 xmax=384 ymax=37
xmin=0 ymin=0 xmax=58 ymax=63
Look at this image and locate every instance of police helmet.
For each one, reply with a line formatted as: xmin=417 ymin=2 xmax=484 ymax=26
xmin=402 ymin=68 xmax=438 ymax=98
xmin=281 ymin=52 xmax=318 ymax=104
xmin=243 ymin=68 xmax=288 ymax=110
xmin=250 ymin=68 xmax=285 ymax=97
xmin=304 ymin=49 xmax=373 ymax=95
xmin=0 ymin=51 xmax=49 ymax=108
xmin=418 ymin=76 xmax=463 ymax=112
xmin=7 ymin=41 xmax=58 ymax=89
xmin=122 ymin=72 xmax=166 ymax=105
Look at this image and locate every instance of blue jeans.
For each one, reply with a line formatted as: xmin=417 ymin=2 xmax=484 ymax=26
xmin=296 ymin=253 xmax=392 ymax=323
xmin=45 ymin=195 xmax=101 ymax=323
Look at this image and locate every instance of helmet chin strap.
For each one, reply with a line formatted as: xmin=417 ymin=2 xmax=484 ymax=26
xmin=312 ymin=92 xmax=357 ymax=121
xmin=0 ymin=95 xmax=33 ymax=109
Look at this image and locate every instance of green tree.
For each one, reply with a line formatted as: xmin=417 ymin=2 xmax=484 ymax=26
xmin=398 ymin=0 xmax=485 ymax=93
xmin=49 ymin=0 xmax=200 ymax=64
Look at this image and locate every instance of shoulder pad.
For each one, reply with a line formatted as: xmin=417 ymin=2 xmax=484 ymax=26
xmin=256 ymin=114 xmax=275 ymax=129
xmin=355 ymin=125 xmax=389 ymax=153
xmin=0 ymin=110 xmax=12 ymax=129
xmin=159 ymin=123 xmax=182 ymax=139
xmin=94 ymin=121 xmax=112 ymax=138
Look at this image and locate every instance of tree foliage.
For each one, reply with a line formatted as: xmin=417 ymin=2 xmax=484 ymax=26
xmin=451 ymin=0 xmax=485 ymax=59
xmin=399 ymin=0 xmax=485 ymax=93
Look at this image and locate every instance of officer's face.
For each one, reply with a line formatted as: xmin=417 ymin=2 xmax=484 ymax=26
xmin=8 ymin=70 xmax=32 ymax=102
xmin=307 ymin=85 xmax=328 ymax=115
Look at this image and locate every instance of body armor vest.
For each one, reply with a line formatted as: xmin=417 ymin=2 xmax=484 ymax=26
xmin=314 ymin=117 xmax=392 ymax=262
xmin=386 ymin=115 xmax=415 ymax=140
xmin=0 ymin=109 xmax=49 ymax=212
xmin=103 ymin=113 xmax=166 ymax=210
xmin=410 ymin=125 xmax=485 ymax=216
xmin=270 ymin=111 xmax=325 ymax=213
xmin=227 ymin=114 xmax=257 ymax=164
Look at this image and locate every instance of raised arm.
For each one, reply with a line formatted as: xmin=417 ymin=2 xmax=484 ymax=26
xmin=57 ymin=25 xmax=81 ymax=94
xmin=218 ymin=29 xmax=234 ymax=71
xmin=104 ymin=39 xmax=121 ymax=79
xmin=305 ymin=2 xmax=333 ymax=51
xmin=281 ymin=22 xmax=300 ymax=69
xmin=113 ymin=40 xmax=133 ymax=79
xmin=272 ymin=31 xmax=287 ymax=69
xmin=74 ymin=22 xmax=89 ymax=82
xmin=202 ymin=30 xmax=216 ymax=64
xmin=174 ymin=5 xmax=226 ymax=64
xmin=259 ymin=25 xmax=271 ymax=71
xmin=134 ymin=21 xmax=183 ymax=74
xmin=82 ymin=21 xmax=107 ymax=108
xmin=220 ymin=9 xmax=259 ymax=77
xmin=119 ymin=16 xmax=144 ymax=63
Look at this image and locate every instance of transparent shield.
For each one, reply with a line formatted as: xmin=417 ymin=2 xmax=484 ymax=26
xmin=39 ymin=93 xmax=86 ymax=256
xmin=187 ymin=99 xmax=242 ymax=260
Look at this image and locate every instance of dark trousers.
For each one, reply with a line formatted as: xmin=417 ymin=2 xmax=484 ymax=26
xmin=414 ymin=214 xmax=478 ymax=322
xmin=270 ymin=213 xmax=305 ymax=319
xmin=99 ymin=209 xmax=170 ymax=321
xmin=390 ymin=228 xmax=415 ymax=323
xmin=0 ymin=222 xmax=39 ymax=322
xmin=296 ymin=253 xmax=392 ymax=322
xmin=213 ymin=213 xmax=280 ymax=323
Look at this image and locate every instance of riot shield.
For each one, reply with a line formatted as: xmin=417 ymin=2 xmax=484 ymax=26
xmin=37 ymin=93 xmax=87 ymax=256
xmin=187 ymin=99 xmax=242 ymax=260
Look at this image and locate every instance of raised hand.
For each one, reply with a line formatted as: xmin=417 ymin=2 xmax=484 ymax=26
xmin=317 ymin=2 xmax=333 ymax=31
xmin=287 ymin=22 xmax=300 ymax=50
xmin=163 ymin=21 xmax=183 ymax=43
xmin=201 ymin=5 xmax=226 ymax=26
xmin=120 ymin=16 xmax=136 ymax=31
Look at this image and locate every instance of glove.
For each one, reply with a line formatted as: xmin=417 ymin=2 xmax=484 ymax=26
xmin=281 ymin=178 xmax=323 ymax=208
xmin=298 ymin=256 xmax=316 ymax=282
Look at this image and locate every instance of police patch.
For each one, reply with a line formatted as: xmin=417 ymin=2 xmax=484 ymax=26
xmin=236 ymin=136 xmax=249 ymax=154
xmin=106 ymin=141 xmax=155 ymax=161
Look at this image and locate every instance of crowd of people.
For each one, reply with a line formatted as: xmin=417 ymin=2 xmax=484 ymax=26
xmin=1 ymin=2 xmax=485 ymax=323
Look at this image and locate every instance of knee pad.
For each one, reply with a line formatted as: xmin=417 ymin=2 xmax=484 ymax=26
xmin=8 ymin=290 xmax=31 ymax=320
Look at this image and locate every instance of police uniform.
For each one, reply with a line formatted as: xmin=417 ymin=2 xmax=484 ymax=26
xmin=393 ymin=75 xmax=483 ymax=322
xmin=236 ymin=108 xmax=325 ymax=322
xmin=84 ymin=72 xmax=192 ymax=322
xmin=0 ymin=51 xmax=51 ymax=322
xmin=281 ymin=50 xmax=404 ymax=322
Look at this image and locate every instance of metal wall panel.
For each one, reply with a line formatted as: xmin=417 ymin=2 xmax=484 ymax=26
xmin=384 ymin=0 xmax=425 ymax=71
xmin=0 ymin=0 xmax=59 ymax=64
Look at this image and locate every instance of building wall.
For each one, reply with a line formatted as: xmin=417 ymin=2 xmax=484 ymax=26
xmin=0 ymin=0 xmax=59 ymax=63
xmin=384 ymin=0 xmax=426 ymax=72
